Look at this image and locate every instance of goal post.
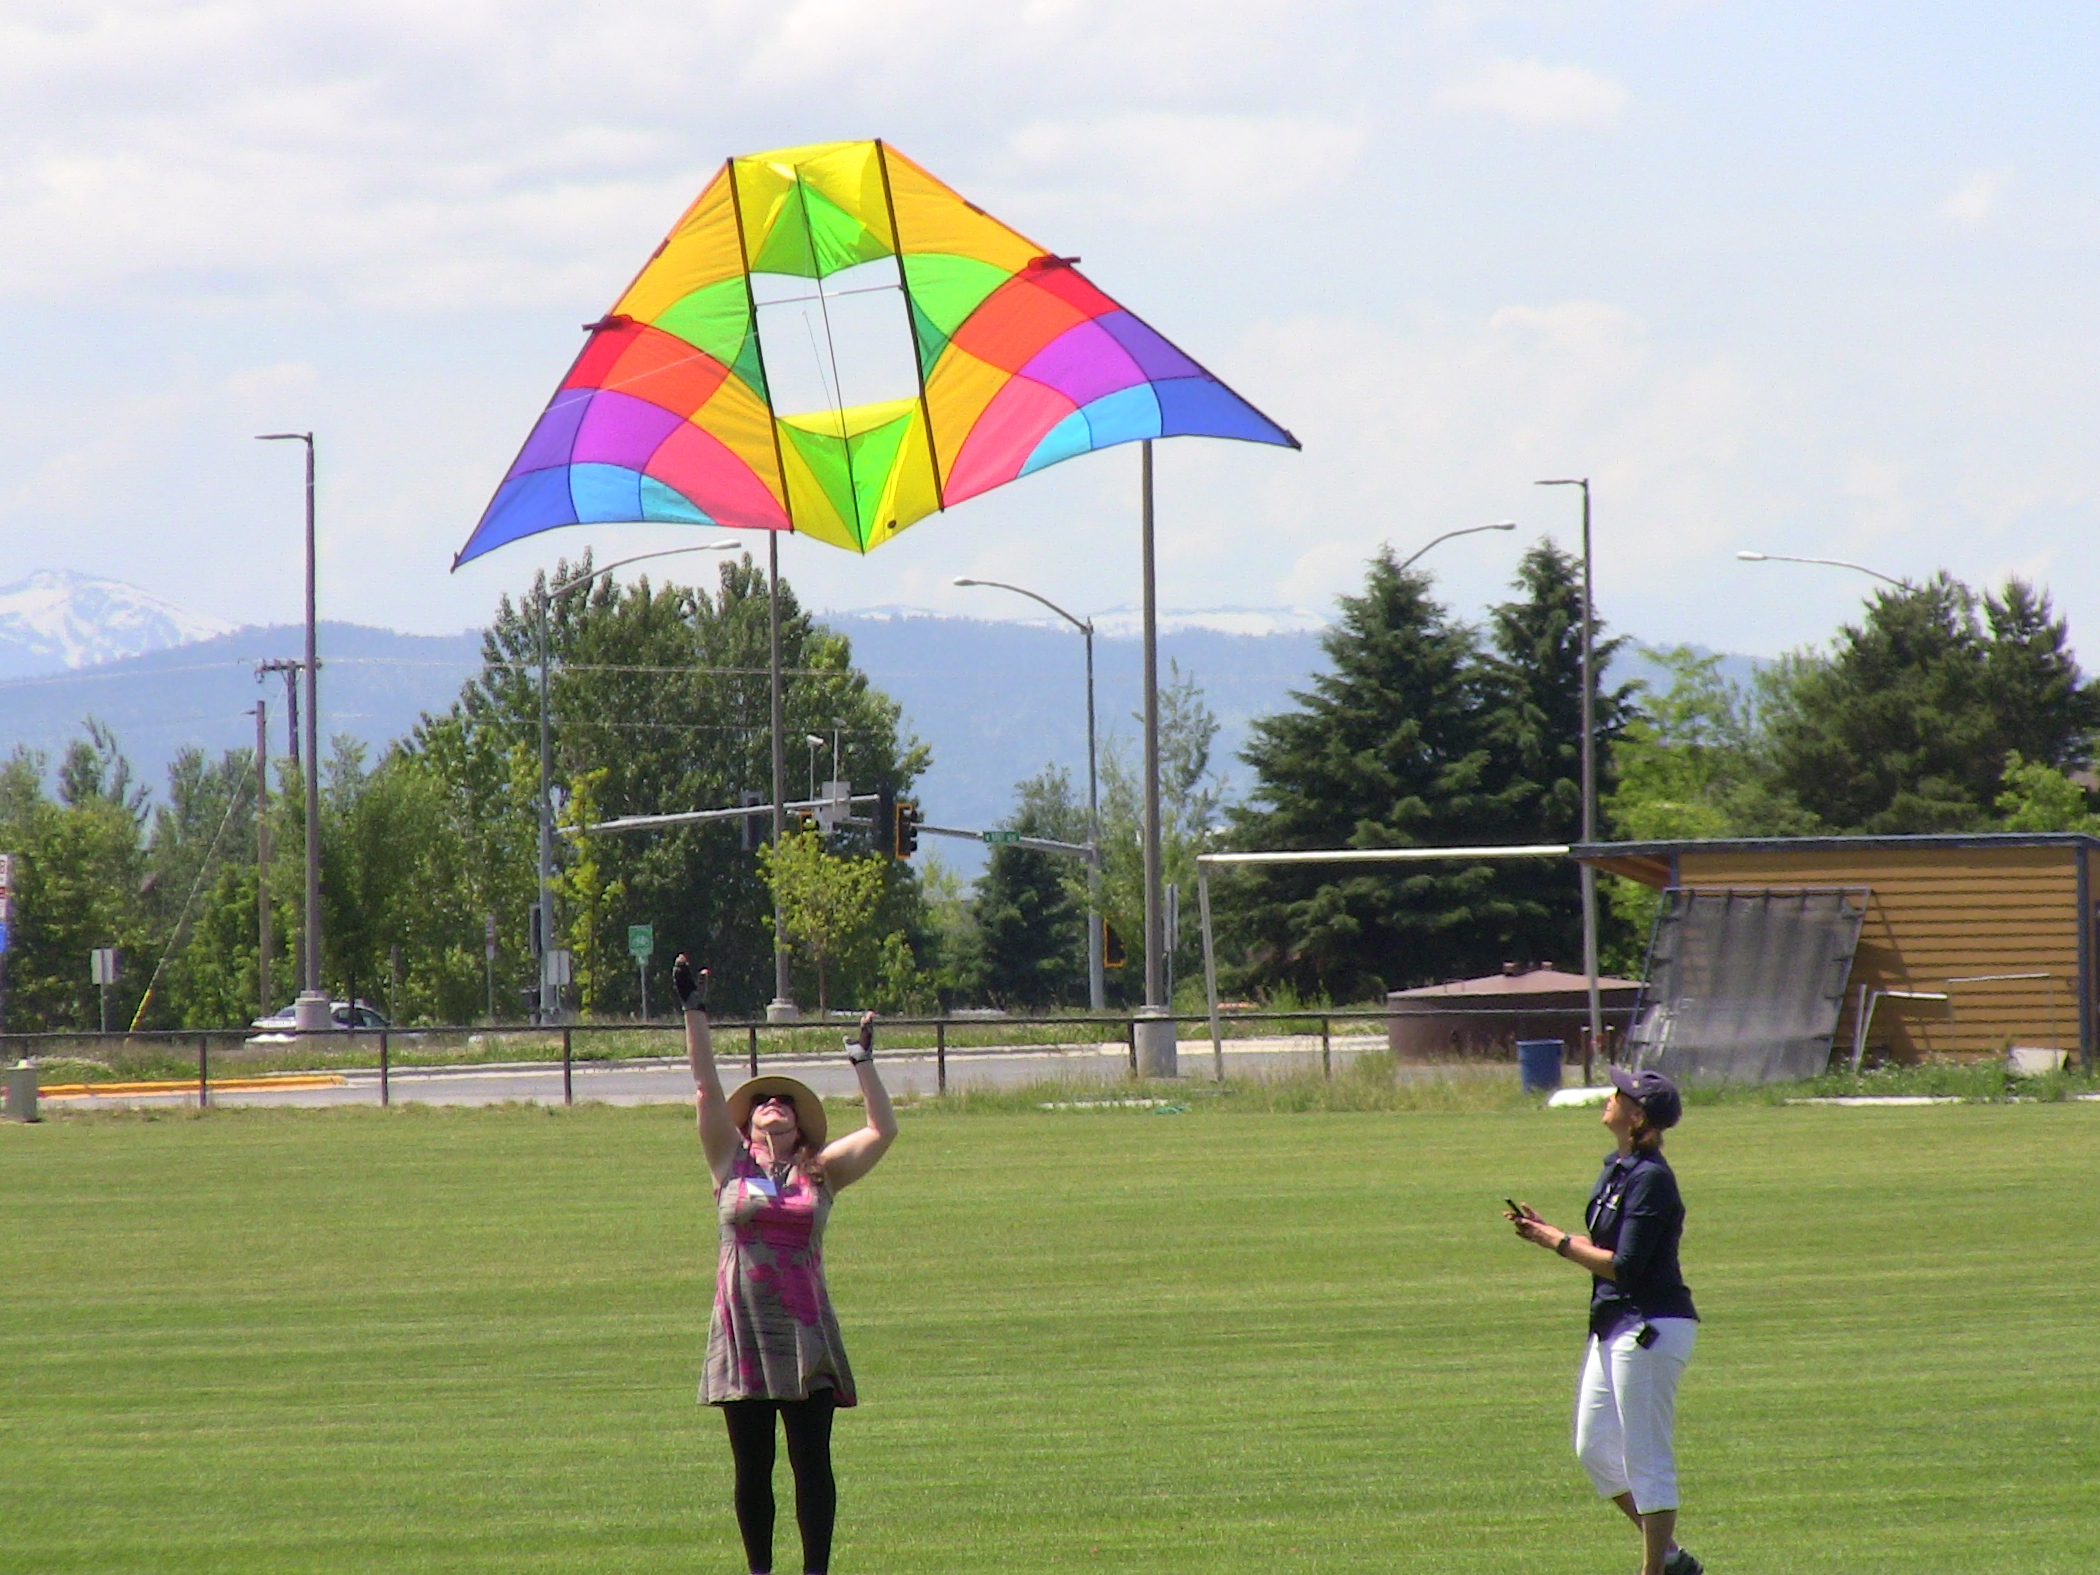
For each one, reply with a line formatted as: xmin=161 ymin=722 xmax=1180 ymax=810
xmin=1193 ymin=844 xmax=1573 ymax=1080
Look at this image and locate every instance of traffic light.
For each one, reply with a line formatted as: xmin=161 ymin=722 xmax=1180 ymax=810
xmin=895 ymin=800 xmax=920 ymax=857
xmin=739 ymin=790 xmax=766 ymax=851
xmin=876 ymin=787 xmax=897 ymax=857
xmin=1102 ymin=921 xmax=1126 ymax=970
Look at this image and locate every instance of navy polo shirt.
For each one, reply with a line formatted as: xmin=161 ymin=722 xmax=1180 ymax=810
xmin=1584 ymin=1146 xmax=1698 ymax=1339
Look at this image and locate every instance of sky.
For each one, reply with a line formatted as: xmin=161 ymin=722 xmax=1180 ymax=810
xmin=5 ymin=1 xmax=2099 ymax=661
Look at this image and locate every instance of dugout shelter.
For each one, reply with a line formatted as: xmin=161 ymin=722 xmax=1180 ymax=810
xmin=1576 ymin=833 xmax=2100 ymax=1072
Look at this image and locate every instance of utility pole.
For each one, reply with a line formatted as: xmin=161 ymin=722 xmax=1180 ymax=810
xmin=257 ymin=660 xmax=302 ymax=769
xmin=254 ymin=700 xmax=271 ymax=1017
xmin=255 ymin=430 xmax=324 ymax=1028
xmin=1536 ymin=477 xmax=1603 ymax=1064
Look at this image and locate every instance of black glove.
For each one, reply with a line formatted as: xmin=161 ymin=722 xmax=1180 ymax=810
xmin=845 ymin=1012 xmax=874 ymax=1065
xmin=672 ymin=955 xmax=708 ymax=1012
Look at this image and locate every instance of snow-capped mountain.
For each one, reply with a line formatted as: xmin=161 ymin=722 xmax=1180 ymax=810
xmin=0 ymin=571 xmax=236 ymax=680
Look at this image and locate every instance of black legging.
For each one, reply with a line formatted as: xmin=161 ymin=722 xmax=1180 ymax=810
xmin=722 ymin=1390 xmax=837 ymax=1574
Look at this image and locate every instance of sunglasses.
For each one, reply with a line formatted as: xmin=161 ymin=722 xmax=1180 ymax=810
xmin=752 ymin=1094 xmax=797 ymax=1110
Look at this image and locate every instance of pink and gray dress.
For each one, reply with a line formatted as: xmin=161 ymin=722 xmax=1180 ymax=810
xmin=702 ymin=1144 xmax=857 ymax=1406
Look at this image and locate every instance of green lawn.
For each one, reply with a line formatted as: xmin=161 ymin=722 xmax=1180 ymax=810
xmin=3 ymin=1099 xmax=2098 ymax=1573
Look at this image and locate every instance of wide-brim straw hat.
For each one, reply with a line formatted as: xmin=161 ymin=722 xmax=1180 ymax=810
xmin=727 ymin=1075 xmax=828 ymax=1149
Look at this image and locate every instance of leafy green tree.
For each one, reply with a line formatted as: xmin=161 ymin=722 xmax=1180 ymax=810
xmin=409 ymin=552 xmax=930 ymax=1017
xmin=551 ymin=768 xmax=626 ymax=1012
xmin=1996 ymin=752 xmax=2100 ymax=832
xmin=758 ymin=829 xmax=886 ymax=1012
xmin=0 ymin=735 xmax=154 ymax=1031
xmin=972 ymin=766 xmax=1089 ymax=1010
xmin=1088 ymin=664 xmax=1228 ymax=1005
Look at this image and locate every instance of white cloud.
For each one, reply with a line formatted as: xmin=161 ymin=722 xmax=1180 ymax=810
xmin=1436 ymin=58 xmax=1629 ymax=128
xmin=1939 ymin=170 xmax=2004 ymax=228
xmin=998 ymin=112 xmax=1368 ymax=225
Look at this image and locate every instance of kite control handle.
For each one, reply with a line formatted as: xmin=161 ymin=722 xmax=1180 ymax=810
xmin=672 ymin=955 xmax=709 ymax=1013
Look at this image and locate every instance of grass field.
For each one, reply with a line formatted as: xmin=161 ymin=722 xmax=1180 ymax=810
xmin=4 ymin=1096 xmax=2099 ymax=1573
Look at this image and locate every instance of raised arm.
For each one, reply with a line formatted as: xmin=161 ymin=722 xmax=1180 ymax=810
xmin=819 ymin=1012 xmax=898 ymax=1191
xmin=676 ymin=955 xmax=740 ymax=1188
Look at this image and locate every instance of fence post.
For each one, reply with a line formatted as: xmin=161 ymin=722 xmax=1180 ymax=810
xmin=379 ymin=1030 xmax=390 ymax=1108
xmin=936 ymin=1018 xmax=947 ymax=1096
xmin=562 ymin=1026 xmax=573 ymax=1107
xmin=198 ymin=1034 xmax=209 ymax=1110
xmin=1321 ymin=1015 xmax=1332 ymax=1082
xmin=1128 ymin=1019 xmax=1138 ymax=1077
xmin=747 ymin=1023 xmax=759 ymax=1079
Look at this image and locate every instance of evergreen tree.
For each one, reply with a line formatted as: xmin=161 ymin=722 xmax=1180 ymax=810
xmin=1760 ymin=574 xmax=2098 ymax=831
xmin=1476 ymin=540 xmax=1631 ymax=970
xmin=971 ymin=766 xmax=1088 ymax=1010
xmin=1224 ymin=549 xmax=1495 ymax=1001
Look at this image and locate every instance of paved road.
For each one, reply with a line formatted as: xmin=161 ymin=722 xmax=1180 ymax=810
xmin=44 ymin=1035 xmax=1392 ymax=1111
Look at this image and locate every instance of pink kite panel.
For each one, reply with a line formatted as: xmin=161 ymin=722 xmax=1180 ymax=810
xmin=945 ymin=376 xmax=1078 ymax=503
xmin=646 ymin=421 xmax=791 ymax=532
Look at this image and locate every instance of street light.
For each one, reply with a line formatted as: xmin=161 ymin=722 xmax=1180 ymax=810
xmin=805 ymin=734 xmax=825 ymax=801
xmin=254 ymin=431 xmax=324 ymax=1028
xmin=1735 ymin=550 xmax=1908 ymax=589
xmin=1535 ymin=478 xmax=1602 ymax=1067
xmin=953 ymin=574 xmax=1106 ymax=1010
xmin=1396 ymin=521 xmax=1516 ymax=573
xmin=536 ymin=541 xmax=739 ymax=1024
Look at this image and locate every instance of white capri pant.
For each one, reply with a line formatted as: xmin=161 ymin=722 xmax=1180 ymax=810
xmin=1573 ymin=1317 xmax=1696 ymax=1513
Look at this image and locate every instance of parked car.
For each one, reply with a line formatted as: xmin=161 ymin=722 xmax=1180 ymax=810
xmin=248 ymin=999 xmax=391 ymax=1039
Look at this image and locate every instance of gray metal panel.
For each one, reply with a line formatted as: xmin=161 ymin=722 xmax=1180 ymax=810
xmin=1628 ymin=887 xmax=1868 ymax=1084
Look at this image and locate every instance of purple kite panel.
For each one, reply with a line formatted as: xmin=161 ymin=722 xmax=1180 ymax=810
xmin=1096 ymin=312 xmax=1204 ymax=383
xmin=1018 ymin=320 xmax=1147 ymax=409
xmin=571 ymin=391 xmax=688 ymax=472
xmin=507 ymin=390 xmax=592 ymax=481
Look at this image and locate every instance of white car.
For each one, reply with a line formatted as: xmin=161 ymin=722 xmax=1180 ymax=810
xmin=248 ymin=1000 xmax=392 ymax=1040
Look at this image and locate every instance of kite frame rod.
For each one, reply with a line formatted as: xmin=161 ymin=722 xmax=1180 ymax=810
xmin=875 ymin=138 xmax=947 ymax=512
xmin=1196 ymin=843 xmax=1574 ymax=1071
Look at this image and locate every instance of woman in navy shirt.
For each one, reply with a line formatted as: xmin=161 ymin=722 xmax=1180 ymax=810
xmin=1509 ymin=1067 xmax=1701 ymax=1575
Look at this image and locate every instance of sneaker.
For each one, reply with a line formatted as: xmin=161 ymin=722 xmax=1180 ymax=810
xmin=1663 ymin=1550 xmax=1703 ymax=1575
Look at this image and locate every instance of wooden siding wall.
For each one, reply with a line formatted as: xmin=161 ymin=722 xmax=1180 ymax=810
xmin=1674 ymin=847 xmax=2085 ymax=1061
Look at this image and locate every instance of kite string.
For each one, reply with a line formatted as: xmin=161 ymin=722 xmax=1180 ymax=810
xmin=128 ymin=771 xmax=251 ymax=1032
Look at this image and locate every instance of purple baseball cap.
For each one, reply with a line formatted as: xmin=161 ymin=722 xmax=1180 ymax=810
xmin=1608 ymin=1065 xmax=1683 ymax=1129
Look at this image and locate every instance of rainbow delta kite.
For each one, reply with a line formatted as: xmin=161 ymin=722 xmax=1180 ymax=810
xmin=452 ymin=140 xmax=1296 ymax=566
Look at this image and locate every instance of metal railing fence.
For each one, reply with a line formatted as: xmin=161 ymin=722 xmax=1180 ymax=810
xmin=1 ymin=1003 xmax=1627 ymax=1109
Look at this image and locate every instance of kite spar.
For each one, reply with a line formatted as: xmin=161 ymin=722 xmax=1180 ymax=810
xmin=452 ymin=139 xmax=1298 ymax=1026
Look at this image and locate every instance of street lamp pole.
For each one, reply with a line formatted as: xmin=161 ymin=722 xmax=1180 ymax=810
xmin=256 ymin=432 xmax=323 ymax=1013
xmin=1735 ymin=550 xmax=1908 ymax=588
xmin=952 ymin=575 xmax=1105 ymax=1010
xmin=1537 ymin=478 xmax=1602 ymax=1064
xmin=767 ymin=533 xmax=796 ymax=1021
xmin=1395 ymin=521 xmax=1516 ymax=574
xmin=535 ymin=541 xmax=739 ymax=1024
xmin=1136 ymin=441 xmax=1174 ymax=1073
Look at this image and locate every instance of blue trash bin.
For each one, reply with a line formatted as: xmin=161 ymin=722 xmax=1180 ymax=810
xmin=1516 ymin=1038 xmax=1564 ymax=1093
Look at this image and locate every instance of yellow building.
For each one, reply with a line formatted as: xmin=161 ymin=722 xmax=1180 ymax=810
xmin=1576 ymin=834 xmax=2098 ymax=1067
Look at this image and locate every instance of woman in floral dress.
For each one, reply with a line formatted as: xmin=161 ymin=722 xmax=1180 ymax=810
xmin=674 ymin=955 xmax=898 ymax=1575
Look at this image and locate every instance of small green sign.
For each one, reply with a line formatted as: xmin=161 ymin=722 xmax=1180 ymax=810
xmin=983 ymin=830 xmax=1022 ymax=844
xmin=627 ymin=924 xmax=655 ymax=961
